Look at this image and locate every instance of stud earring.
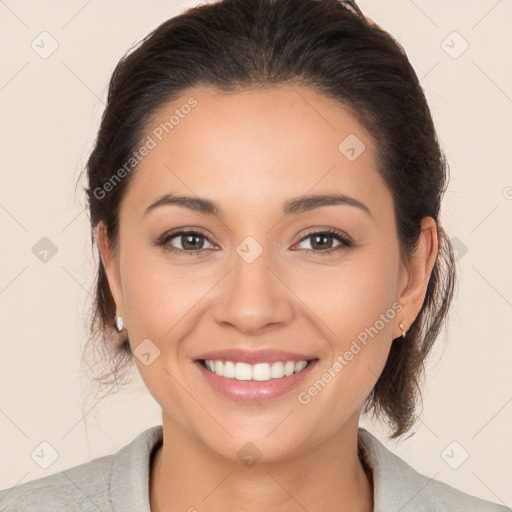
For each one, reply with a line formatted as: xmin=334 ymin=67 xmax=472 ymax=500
xmin=115 ymin=315 xmax=124 ymax=332
xmin=399 ymin=321 xmax=407 ymax=339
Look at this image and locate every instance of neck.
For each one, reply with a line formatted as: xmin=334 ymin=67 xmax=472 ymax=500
xmin=150 ymin=412 xmax=373 ymax=512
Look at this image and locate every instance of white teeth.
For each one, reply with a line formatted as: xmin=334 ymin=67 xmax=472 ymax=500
xmin=284 ymin=361 xmax=295 ymax=376
xmin=295 ymin=361 xmax=307 ymax=373
xmin=203 ymin=359 xmax=311 ymax=381
xmin=270 ymin=361 xmax=284 ymax=378
xmin=223 ymin=360 xmax=236 ymax=378
xmin=235 ymin=362 xmax=252 ymax=381
xmin=253 ymin=363 xmax=271 ymax=381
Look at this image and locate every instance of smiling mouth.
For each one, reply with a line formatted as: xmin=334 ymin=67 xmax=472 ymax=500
xmin=198 ymin=358 xmax=318 ymax=381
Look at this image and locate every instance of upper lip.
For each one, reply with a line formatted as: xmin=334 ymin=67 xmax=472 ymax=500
xmin=194 ymin=349 xmax=317 ymax=365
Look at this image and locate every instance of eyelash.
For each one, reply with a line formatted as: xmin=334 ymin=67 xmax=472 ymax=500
xmin=155 ymin=227 xmax=353 ymax=257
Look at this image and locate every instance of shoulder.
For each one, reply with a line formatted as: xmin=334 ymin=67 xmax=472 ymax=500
xmin=358 ymin=428 xmax=511 ymax=512
xmin=0 ymin=425 xmax=163 ymax=512
xmin=0 ymin=452 xmax=115 ymax=512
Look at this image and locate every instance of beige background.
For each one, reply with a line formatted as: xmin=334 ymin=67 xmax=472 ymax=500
xmin=0 ymin=0 xmax=511 ymax=506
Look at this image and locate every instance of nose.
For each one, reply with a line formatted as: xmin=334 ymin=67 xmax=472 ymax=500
xmin=210 ymin=249 xmax=295 ymax=335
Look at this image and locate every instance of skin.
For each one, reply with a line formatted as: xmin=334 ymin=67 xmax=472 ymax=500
xmin=97 ymin=84 xmax=438 ymax=512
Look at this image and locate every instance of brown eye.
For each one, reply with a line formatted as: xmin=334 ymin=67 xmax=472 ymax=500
xmin=296 ymin=229 xmax=352 ymax=255
xmin=158 ymin=230 xmax=215 ymax=254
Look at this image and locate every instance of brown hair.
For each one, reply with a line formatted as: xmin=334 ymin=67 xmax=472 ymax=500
xmin=80 ymin=0 xmax=456 ymax=439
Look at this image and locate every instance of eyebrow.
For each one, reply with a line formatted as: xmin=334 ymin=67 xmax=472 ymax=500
xmin=143 ymin=193 xmax=373 ymax=219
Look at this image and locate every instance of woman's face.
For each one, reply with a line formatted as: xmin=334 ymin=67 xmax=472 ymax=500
xmin=99 ymin=85 xmax=433 ymax=462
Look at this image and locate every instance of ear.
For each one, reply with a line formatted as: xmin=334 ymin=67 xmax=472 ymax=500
xmin=397 ymin=216 xmax=439 ymax=337
xmin=95 ymin=221 xmax=125 ymax=320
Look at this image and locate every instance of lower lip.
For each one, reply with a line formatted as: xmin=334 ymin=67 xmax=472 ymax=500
xmin=194 ymin=360 xmax=318 ymax=403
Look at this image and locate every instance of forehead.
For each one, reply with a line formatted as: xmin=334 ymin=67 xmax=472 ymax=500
xmin=121 ymin=85 xmax=389 ymax=219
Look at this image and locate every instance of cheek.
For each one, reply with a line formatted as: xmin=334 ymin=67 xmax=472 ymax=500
xmin=118 ymin=252 xmax=206 ymax=431
xmin=290 ymin=246 xmax=400 ymax=344
xmin=119 ymin=244 xmax=211 ymax=340
xmin=293 ymin=250 xmax=399 ymax=409
xmin=295 ymin=289 xmax=397 ymax=439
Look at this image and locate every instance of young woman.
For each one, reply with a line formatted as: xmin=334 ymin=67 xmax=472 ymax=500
xmin=1 ymin=0 xmax=508 ymax=510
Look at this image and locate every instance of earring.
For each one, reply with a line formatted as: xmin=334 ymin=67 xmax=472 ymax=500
xmin=115 ymin=315 xmax=124 ymax=332
xmin=399 ymin=321 xmax=407 ymax=339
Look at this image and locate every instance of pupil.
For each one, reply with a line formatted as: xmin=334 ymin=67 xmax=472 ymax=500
xmin=184 ymin=234 xmax=202 ymax=250
xmin=312 ymin=234 xmax=331 ymax=250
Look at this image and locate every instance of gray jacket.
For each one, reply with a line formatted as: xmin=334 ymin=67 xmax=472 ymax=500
xmin=0 ymin=425 xmax=509 ymax=511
